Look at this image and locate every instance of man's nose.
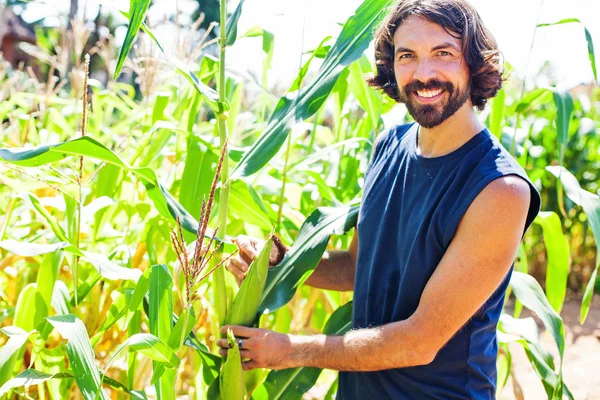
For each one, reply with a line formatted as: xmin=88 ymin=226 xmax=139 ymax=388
xmin=413 ymin=59 xmax=438 ymax=83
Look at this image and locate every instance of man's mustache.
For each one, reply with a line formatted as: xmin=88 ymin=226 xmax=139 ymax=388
xmin=403 ymin=79 xmax=454 ymax=93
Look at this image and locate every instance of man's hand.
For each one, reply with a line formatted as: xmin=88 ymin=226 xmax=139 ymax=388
xmin=226 ymin=235 xmax=262 ymax=285
xmin=217 ymin=325 xmax=297 ymax=371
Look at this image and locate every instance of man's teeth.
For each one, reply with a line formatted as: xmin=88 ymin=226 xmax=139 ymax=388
xmin=416 ymin=89 xmax=443 ymax=98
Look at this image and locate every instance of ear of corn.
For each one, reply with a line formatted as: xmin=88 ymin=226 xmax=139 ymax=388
xmin=220 ymin=329 xmax=246 ymax=400
xmin=226 ymin=236 xmax=274 ymax=327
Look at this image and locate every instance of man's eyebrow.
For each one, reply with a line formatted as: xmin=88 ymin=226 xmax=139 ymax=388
xmin=394 ymin=42 xmax=461 ymax=56
xmin=431 ymin=42 xmax=461 ymax=52
xmin=394 ymin=46 xmax=413 ymax=56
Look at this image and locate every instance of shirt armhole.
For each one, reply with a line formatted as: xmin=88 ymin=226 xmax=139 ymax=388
xmin=442 ymin=172 xmax=541 ymax=245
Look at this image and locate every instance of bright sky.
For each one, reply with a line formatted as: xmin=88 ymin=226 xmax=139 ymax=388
xmin=20 ymin=0 xmax=600 ymax=90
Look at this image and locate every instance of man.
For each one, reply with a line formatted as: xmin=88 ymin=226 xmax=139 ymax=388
xmin=218 ymin=0 xmax=541 ymax=398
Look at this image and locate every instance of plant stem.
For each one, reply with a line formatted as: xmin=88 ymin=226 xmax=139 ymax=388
xmin=0 ymin=196 xmax=16 ymax=242
xmin=214 ymin=0 xmax=230 ymax=325
xmin=73 ymin=54 xmax=90 ymax=306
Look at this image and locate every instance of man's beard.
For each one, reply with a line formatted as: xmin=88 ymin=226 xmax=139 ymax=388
xmin=397 ymin=78 xmax=470 ymax=129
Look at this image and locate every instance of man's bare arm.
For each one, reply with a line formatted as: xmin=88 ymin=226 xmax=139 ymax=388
xmin=304 ymin=229 xmax=358 ymax=291
xmin=219 ymin=176 xmax=531 ymax=371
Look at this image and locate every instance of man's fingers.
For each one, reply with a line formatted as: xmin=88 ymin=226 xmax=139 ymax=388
xmin=230 ymin=257 xmax=249 ymax=273
xmin=220 ymin=324 xmax=255 ymax=338
xmin=242 ymin=360 xmax=258 ymax=371
xmin=219 ymin=349 xmax=252 ymax=358
xmin=236 ymin=235 xmax=259 ymax=264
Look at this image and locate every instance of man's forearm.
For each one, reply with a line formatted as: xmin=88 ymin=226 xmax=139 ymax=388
xmin=304 ymin=250 xmax=355 ymax=291
xmin=287 ymin=318 xmax=436 ymax=371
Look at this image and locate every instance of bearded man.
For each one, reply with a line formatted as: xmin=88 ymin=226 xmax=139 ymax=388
xmin=218 ymin=0 xmax=541 ymax=398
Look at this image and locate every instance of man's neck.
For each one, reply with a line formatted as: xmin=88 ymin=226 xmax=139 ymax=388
xmin=416 ymin=105 xmax=485 ymax=158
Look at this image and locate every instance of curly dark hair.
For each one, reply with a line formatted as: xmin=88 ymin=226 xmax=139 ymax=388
xmin=367 ymin=0 xmax=504 ymax=111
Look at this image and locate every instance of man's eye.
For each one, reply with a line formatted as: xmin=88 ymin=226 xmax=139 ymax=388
xmin=398 ymin=54 xmax=413 ymax=59
xmin=438 ymin=51 xmax=452 ymax=56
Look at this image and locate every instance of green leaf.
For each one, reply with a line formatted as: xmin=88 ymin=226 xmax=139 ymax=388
xmin=0 ymin=136 xmax=231 ymax=242
xmin=538 ymin=18 xmax=597 ymax=82
xmin=13 ymin=283 xmax=37 ymax=332
xmin=230 ymin=0 xmax=393 ymax=178
xmin=106 ymin=333 xmax=180 ymax=369
xmin=259 ymin=206 xmax=358 ymax=313
xmin=225 ymin=0 xmax=245 ymax=46
xmin=348 ymin=54 xmax=381 ymax=133
xmin=0 ymin=369 xmax=72 ymax=398
xmin=546 ymin=166 xmax=600 ymax=323
xmin=509 ymin=272 xmax=565 ymax=362
xmin=35 ymin=252 xmax=62 ymax=326
xmin=0 ymin=369 xmax=147 ymax=399
xmin=488 ymin=88 xmax=505 ymax=138
xmin=148 ymin=265 xmax=176 ymax=400
xmin=552 ymin=90 xmax=574 ymax=166
xmin=179 ymin=136 xmax=218 ymax=221
xmin=0 ymin=327 xmax=34 ymax=387
xmin=513 ymin=87 xmax=552 ymax=114
xmin=227 ymin=236 xmax=273 ymax=326
xmin=229 ymin=181 xmax=273 ymax=231
xmin=0 ymin=240 xmax=142 ymax=282
xmin=27 ymin=193 xmax=68 ymax=242
xmin=114 ymin=0 xmax=152 ymax=79
xmin=91 ymin=289 xmax=133 ymax=347
xmin=172 ymin=59 xmax=227 ymax=115
xmin=258 ymin=302 xmax=353 ymax=400
xmin=118 ymin=10 xmax=164 ymax=54
xmin=534 ymin=212 xmax=570 ymax=313
xmin=46 ymin=314 xmax=109 ymax=400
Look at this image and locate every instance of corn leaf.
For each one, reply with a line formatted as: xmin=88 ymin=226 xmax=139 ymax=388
xmin=179 ymin=136 xmax=218 ymax=223
xmin=256 ymin=302 xmax=353 ymax=400
xmin=488 ymin=88 xmax=506 ymax=138
xmin=0 ymin=240 xmax=141 ymax=282
xmin=13 ymin=283 xmax=37 ymax=332
xmin=114 ymin=0 xmax=152 ymax=79
xmin=91 ymin=289 xmax=133 ymax=347
xmin=0 ymin=327 xmax=35 ymax=387
xmin=509 ymin=272 xmax=565 ymax=363
xmin=348 ymin=54 xmax=381 ymax=134
xmin=0 ymin=369 xmax=147 ymax=399
xmin=148 ymin=265 xmax=176 ymax=399
xmin=552 ymin=90 xmax=573 ymax=166
xmin=172 ymin=60 xmax=226 ymax=114
xmin=0 ymin=369 xmax=72 ymax=398
xmin=46 ymin=314 xmax=109 ymax=400
xmin=0 ymin=137 xmax=233 ymax=245
xmin=535 ymin=212 xmax=570 ymax=313
xmin=538 ymin=18 xmax=597 ymax=82
xmin=229 ymin=181 xmax=273 ymax=231
xmin=225 ymin=0 xmax=245 ymax=46
xmin=259 ymin=206 xmax=358 ymax=313
xmin=546 ymin=166 xmax=600 ymax=323
xmin=106 ymin=333 xmax=180 ymax=369
xmin=230 ymin=0 xmax=393 ymax=178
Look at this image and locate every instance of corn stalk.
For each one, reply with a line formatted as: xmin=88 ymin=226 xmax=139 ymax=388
xmin=214 ymin=0 xmax=231 ymax=326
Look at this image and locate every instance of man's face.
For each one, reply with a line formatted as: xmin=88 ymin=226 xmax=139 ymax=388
xmin=393 ymin=15 xmax=471 ymax=128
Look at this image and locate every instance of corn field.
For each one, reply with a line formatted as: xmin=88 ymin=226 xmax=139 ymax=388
xmin=0 ymin=0 xmax=598 ymax=399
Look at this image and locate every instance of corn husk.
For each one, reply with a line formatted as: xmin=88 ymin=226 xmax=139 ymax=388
xmin=226 ymin=236 xmax=273 ymax=326
xmin=220 ymin=329 xmax=246 ymax=399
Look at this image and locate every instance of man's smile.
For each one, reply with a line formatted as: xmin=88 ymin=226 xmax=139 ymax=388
xmin=413 ymin=88 xmax=445 ymax=103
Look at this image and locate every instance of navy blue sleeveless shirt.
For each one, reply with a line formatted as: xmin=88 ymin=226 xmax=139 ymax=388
xmin=338 ymin=123 xmax=541 ymax=399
